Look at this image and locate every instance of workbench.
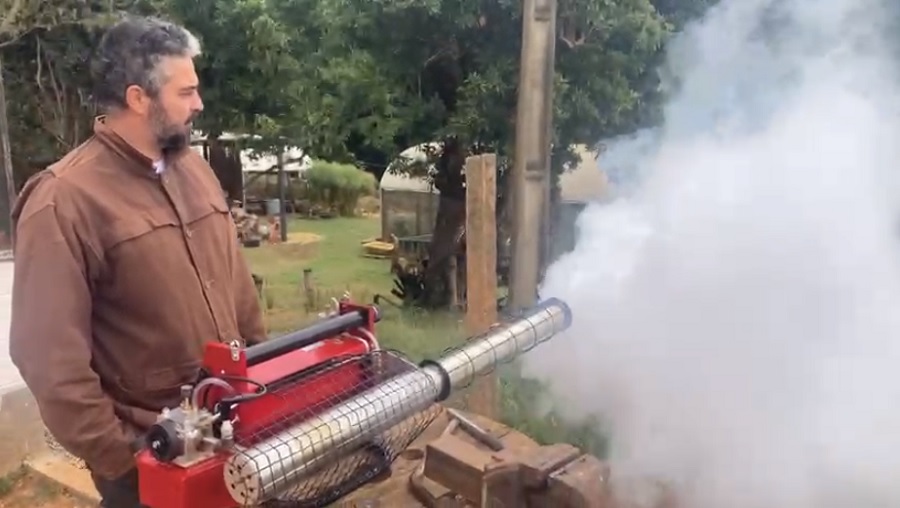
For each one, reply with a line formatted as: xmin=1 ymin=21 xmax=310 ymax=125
xmin=334 ymin=405 xmax=538 ymax=507
xmin=334 ymin=405 xmax=676 ymax=508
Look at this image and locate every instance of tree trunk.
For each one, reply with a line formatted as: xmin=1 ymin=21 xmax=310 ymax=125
xmin=420 ymin=138 xmax=467 ymax=308
xmin=0 ymin=56 xmax=15 ymax=250
xmin=207 ymin=136 xmax=243 ymax=204
xmin=422 ymin=195 xmax=465 ymax=307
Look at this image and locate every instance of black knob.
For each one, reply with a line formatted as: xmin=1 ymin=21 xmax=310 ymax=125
xmin=145 ymin=419 xmax=183 ymax=463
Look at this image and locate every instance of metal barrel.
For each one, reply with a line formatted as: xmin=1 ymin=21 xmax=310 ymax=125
xmin=224 ymin=368 xmax=439 ymax=504
xmin=223 ymin=298 xmax=572 ymax=505
xmin=421 ymin=297 xmax=572 ymax=399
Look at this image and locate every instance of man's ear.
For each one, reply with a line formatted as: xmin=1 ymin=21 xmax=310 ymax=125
xmin=124 ymin=85 xmax=151 ymax=115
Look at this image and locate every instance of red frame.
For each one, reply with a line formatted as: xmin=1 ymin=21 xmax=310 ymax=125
xmin=136 ymin=303 xmax=379 ymax=508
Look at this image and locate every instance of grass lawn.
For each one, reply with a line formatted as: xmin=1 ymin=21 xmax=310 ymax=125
xmin=242 ymin=215 xmax=608 ymax=456
xmin=242 ymin=216 xmax=465 ymax=361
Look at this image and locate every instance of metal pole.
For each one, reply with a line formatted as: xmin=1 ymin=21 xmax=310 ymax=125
xmin=509 ymin=0 xmax=558 ymax=310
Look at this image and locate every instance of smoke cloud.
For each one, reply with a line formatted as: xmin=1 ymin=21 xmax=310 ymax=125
xmin=524 ymin=1 xmax=900 ymax=507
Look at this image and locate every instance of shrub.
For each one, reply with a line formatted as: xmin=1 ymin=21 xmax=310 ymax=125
xmin=306 ymin=160 xmax=377 ymax=216
xmin=356 ymin=195 xmax=381 ymax=216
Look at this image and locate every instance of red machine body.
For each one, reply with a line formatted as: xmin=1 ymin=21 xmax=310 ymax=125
xmin=136 ymin=302 xmax=380 ymax=508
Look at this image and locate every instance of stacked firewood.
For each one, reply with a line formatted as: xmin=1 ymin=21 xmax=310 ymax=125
xmin=230 ymin=205 xmax=267 ymax=246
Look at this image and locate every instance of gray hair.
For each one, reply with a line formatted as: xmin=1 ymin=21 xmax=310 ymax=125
xmin=91 ymin=15 xmax=202 ymax=112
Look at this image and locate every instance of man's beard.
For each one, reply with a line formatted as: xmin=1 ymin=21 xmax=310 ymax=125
xmin=149 ymin=101 xmax=195 ymax=157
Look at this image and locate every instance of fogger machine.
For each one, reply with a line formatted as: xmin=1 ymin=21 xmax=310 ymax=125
xmin=135 ymin=298 xmax=572 ymax=508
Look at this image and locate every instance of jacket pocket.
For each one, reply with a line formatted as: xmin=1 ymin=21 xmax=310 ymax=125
xmin=179 ymin=194 xmax=231 ymax=227
xmin=112 ymin=358 xmax=201 ymax=411
xmin=104 ymin=209 xmax=180 ymax=251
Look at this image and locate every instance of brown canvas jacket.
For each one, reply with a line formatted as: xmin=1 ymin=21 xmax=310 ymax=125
xmin=8 ymin=117 xmax=266 ymax=480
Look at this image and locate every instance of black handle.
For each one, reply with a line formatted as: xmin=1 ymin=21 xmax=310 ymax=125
xmin=244 ymin=307 xmax=379 ymax=366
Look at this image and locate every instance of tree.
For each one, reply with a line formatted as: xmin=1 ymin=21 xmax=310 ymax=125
xmin=280 ymin=0 xmax=681 ymax=307
xmin=159 ymin=0 xmax=332 ymax=205
xmin=1 ymin=0 xmax=313 ymax=197
xmin=0 ymin=0 xmax=720 ymax=287
xmin=1 ymin=0 xmax=165 ymax=183
xmin=0 ymin=0 xmax=154 ymax=242
xmin=165 ymin=0 xmax=310 ymax=147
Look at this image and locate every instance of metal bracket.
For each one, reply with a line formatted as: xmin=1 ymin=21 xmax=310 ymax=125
xmin=525 ymin=160 xmax=546 ymax=181
xmin=534 ymin=0 xmax=553 ymax=21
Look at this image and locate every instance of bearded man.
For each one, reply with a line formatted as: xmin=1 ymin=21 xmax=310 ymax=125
xmin=8 ymin=16 xmax=266 ymax=507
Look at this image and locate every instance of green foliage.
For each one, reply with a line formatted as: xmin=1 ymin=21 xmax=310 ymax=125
xmin=0 ymin=0 xmax=137 ymax=47
xmin=305 ymin=160 xmax=377 ymax=216
xmin=0 ymin=0 xmax=164 ymax=185
xmin=164 ymin=0 xmax=310 ymax=152
xmin=500 ymin=366 xmax=609 ymax=457
xmin=0 ymin=0 xmax=721 ymax=191
xmin=282 ymin=0 xmax=679 ymax=182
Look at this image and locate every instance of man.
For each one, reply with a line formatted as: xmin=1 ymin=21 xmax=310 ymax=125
xmin=8 ymin=15 xmax=266 ymax=507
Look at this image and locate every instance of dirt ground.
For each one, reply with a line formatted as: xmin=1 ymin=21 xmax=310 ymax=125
xmin=0 ymin=469 xmax=91 ymax=508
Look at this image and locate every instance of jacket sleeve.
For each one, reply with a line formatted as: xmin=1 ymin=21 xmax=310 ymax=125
xmin=229 ymin=220 xmax=267 ymax=345
xmin=9 ymin=202 xmax=136 ymax=480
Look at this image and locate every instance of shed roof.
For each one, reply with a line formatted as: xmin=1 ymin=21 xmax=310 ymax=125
xmin=380 ymin=143 xmax=441 ymax=193
xmin=241 ymin=147 xmax=311 ymax=174
xmin=189 ymin=136 xmax=312 ymax=174
xmin=380 ymin=172 xmax=438 ymax=193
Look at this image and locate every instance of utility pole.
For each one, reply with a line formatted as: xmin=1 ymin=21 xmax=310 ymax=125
xmin=509 ymin=0 xmax=558 ymax=310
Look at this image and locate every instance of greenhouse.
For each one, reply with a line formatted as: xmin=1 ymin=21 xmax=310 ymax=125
xmin=379 ymin=144 xmax=441 ymax=241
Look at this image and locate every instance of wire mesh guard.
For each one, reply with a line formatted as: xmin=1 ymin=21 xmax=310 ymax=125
xmin=424 ymin=298 xmax=572 ymax=394
xmin=224 ymin=350 xmax=441 ymax=508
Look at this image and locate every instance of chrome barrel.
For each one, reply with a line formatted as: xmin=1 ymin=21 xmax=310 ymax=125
xmin=424 ymin=297 xmax=572 ymax=394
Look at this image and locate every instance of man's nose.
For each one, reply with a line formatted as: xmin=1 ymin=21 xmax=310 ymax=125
xmin=194 ymin=92 xmax=204 ymax=113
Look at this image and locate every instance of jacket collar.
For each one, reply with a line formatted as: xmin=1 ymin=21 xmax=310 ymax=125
xmin=92 ymin=116 xmax=190 ymax=178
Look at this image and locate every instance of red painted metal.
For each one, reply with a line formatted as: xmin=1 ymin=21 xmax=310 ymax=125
xmin=136 ymin=303 xmax=379 ymax=508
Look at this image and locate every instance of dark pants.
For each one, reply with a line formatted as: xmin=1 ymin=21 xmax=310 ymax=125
xmin=91 ymin=469 xmax=147 ymax=508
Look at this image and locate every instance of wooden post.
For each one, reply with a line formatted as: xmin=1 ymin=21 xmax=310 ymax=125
xmin=277 ymin=150 xmax=288 ymax=243
xmin=380 ymin=189 xmax=389 ymax=241
xmin=448 ymin=255 xmax=458 ymax=310
xmin=303 ymin=268 xmax=316 ymax=312
xmin=464 ymin=154 xmax=498 ymax=418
